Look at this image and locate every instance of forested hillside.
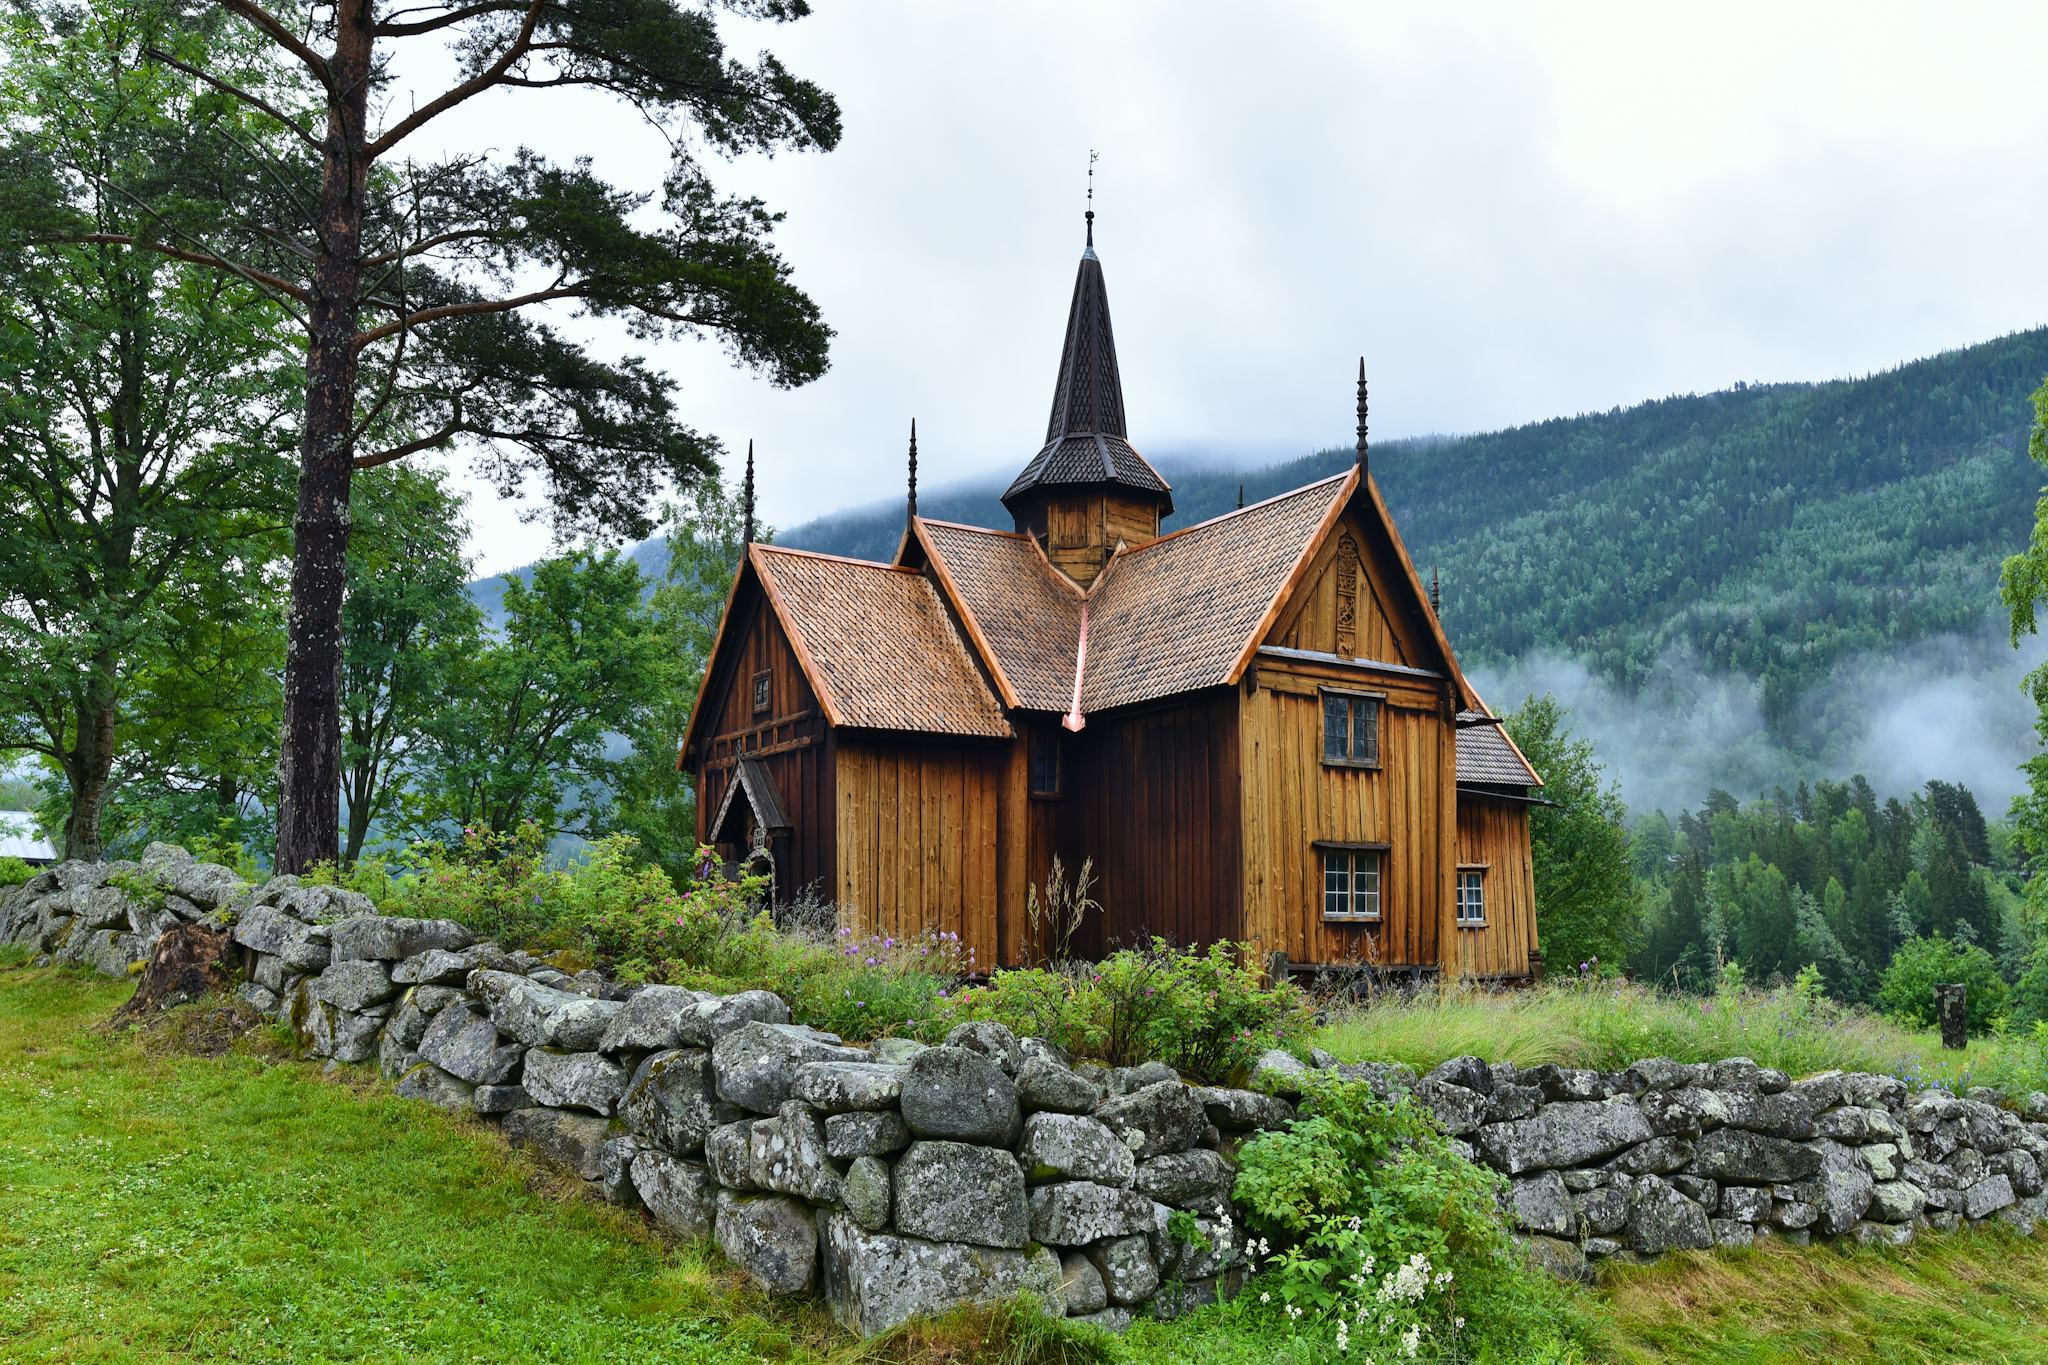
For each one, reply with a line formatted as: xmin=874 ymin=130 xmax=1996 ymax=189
xmin=780 ymin=328 xmax=2048 ymax=737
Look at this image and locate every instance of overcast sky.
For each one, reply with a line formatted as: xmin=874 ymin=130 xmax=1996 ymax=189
xmin=411 ymin=2 xmax=2048 ymax=575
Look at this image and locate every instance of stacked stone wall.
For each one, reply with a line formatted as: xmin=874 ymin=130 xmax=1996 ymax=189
xmin=7 ymin=847 xmax=2047 ymax=1330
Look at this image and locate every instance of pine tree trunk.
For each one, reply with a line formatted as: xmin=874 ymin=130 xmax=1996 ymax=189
xmin=274 ymin=2 xmax=374 ymax=874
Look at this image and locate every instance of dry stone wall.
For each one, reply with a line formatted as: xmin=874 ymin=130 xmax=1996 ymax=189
xmin=8 ymin=845 xmax=2048 ymax=1332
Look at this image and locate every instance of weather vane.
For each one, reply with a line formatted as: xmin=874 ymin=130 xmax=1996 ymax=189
xmin=1085 ymin=150 xmax=1098 ymax=249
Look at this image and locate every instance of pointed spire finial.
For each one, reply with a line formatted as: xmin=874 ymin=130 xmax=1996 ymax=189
xmin=741 ymin=440 xmax=756 ymax=545
xmin=1236 ymin=482 xmax=1245 ymax=510
xmin=1354 ymin=357 xmax=1369 ymax=474
xmin=906 ymin=419 xmax=919 ymax=521
xmin=1430 ymin=565 xmax=1441 ymax=614
xmin=1084 ymin=149 xmax=1098 ymax=256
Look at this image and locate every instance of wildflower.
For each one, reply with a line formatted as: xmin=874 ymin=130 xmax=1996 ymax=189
xmin=1259 ymin=1292 xmax=1270 ymax=1304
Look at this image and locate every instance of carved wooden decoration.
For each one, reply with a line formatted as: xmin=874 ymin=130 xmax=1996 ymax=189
xmin=1335 ymin=534 xmax=1360 ymax=657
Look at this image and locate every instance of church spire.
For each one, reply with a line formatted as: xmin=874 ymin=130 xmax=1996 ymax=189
xmin=741 ymin=440 xmax=755 ymax=545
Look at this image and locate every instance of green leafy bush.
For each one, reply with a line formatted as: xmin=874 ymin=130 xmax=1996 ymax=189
xmin=1877 ymin=935 xmax=2009 ymax=1034
xmin=0 ymin=857 xmax=35 ymax=888
xmin=1228 ymin=1075 xmax=1590 ymax=1360
xmin=938 ymin=940 xmax=1311 ymax=1082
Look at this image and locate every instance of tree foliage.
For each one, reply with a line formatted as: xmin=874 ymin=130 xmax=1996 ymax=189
xmin=1502 ymin=694 xmax=1640 ymax=974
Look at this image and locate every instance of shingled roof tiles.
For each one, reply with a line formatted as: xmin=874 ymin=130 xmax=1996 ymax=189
xmin=1079 ymin=474 xmax=1349 ymax=712
xmin=917 ymin=521 xmax=1083 ymax=712
xmin=751 ymin=546 xmax=1010 ymax=739
xmin=1455 ymin=716 xmax=1543 ymax=787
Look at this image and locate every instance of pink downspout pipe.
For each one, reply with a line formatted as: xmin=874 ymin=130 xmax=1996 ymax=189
xmin=1062 ymin=599 xmax=1090 ymax=732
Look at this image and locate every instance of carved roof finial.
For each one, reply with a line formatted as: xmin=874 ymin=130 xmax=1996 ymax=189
xmin=1355 ymin=357 xmax=1369 ymax=474
xmin=741 ymin=439 xmax=756 ymax=545
xmin=906 ymin=419 xmax=919 ymax=521
xmin=1430 ymin=565 xmax=1441 ymax=614
xmin=1236 ymin=482 xmax=1245 ymax=510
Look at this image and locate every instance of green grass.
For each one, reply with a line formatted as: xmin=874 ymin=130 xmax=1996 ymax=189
xmin=1595 ymin=1232 xmax=2048 ymax=1363
xmin=1315 ymin=980 xmax=2048 ymax=1095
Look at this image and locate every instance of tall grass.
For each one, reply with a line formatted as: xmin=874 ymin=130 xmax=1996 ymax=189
xmin=1315 ymin=979 xmax=2048 ymax=1096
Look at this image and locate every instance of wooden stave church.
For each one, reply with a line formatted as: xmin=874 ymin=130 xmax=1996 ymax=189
xmin=678 ymin=217 xmax=1546 ymax=981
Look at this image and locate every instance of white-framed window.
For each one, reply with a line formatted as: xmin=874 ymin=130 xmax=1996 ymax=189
xmin=1320 ymin=689 xmax=1382 ymax=768
xmin=1320 ymin=845 xmax=1383 ymax=921
xmin=1456 ymin=868 xmax=1487 ymax=927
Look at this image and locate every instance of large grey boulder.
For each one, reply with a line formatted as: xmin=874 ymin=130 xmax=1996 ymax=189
xmin=843 ymin=1156 xmax=892 ymax=1230
xmin=598 ymin=1136 xmax=648 ymax=1205
xmin=716 ymin=1191 xmax=818 ymax=1296
xmin=1017 ymin=1056 xmax=1104 ymax=1115
xmin=792 ymin=1061 xmax=907 ymax=1113
xmin=1090 ymin=1234 xmax=1161 ymax=1305
xmin=416 ymin=1004 xmax=524 ymax=1085
xmin=522 ymin=1048 xmax=631 ymax=1115
xmin=1962 ymin=1173 xmax=2017 ymax=1220
xmin=825 ymin=1110 xmax=911 ymax=1159
xmin=632 ymin=1150 xmax=716 ymax=1241
xmin=1689 ymin=1129 xmax=1823 ymax=1184
xmin=231 ymin=904 xmax=332 ymax=971
xmin=395 ymin=1062 xmax=475 ymax=1111
xmin=1868 ymin=1180 xmax=1927 ymax=1223
xmin=944 ymin=1020 xmax=1025 ymax=1074
xmin=1192 ymin=1085 xmax=1293 ymax=1133
xmin=502 ymin=1107 xmax=611 ymax=1180
xmin=678 ymin=990 xmax=791 ymax=1046
xmin=1249 ymin=1048 xmax=1311 ymax=1096
xmin=1625 ymin=1175 xmax=1713 ymax=1254
xmin=1093 ymin=1081 xmax=1207 ymax=1159
xmin=712 ymin=1022 xmax=870 ymax=1114
xmin=1510 ymin=1171 xmax=1576 ymax=1237
xmin=706 ymin=1121 xmax=758 ymax=1191
xmin=1027 ymin=1180 xmax=1158 ymax=1245
xmin=329 ymin=915 xmax=473 ymax=963
xmin=598 ymin=985 xmax=704 ymax=1052
xmin=899 ymin=1045 xmax=1019 ymax=1144
xmin=392 ymin=943 xmax=516 ymax=986
xmin=1475 ymin=1098 xmax=1654 ymax=1175
xmin=1717 ymin=1088 xmax=1819 ymax=1139
xmin=747 ymin=1102 xmax=843 ymax=1205
xmin=1134 ymin=1149 xmax=1234 ymax=1211
xmin=1019 ymin=1112 xmax=1136 ymax=1187
xmin=621 ymin=1049 xmax=730 ymax=1155
xmin=310 ymin=959 xmax=397 ymax=1012
xmin=1804 ymin=1139 xmax=1876 ymax=1234
xmin=1414 ymin=1078 xmax=1489 ymax=1136
xmin=1059 ymin=1251 xmax=1108 ymax=1316
xmin=165 ymin=859 xmax=249 ymax=910
xmin=474 ymin=1083 xmax=533 ymax=1115
xmin=469 ymin=969 xmax=623 ymax=1050
xmin=892 ymin=1141 xmax=1028 ymax=1248
xmin=821 ymin=1213 xmax=1064 ymax=1336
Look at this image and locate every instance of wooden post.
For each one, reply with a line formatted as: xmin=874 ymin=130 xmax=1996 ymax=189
xmin=1935 ymin=983 xmax=1967 ymax=1050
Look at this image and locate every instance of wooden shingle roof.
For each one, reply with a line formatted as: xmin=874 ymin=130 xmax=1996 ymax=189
xmin=1078 ymin=474 xmax=1350 ymax=712
xmin=1455 ymin=717 xmax=1544 ymax=788
xmin=914 ymin=520 xmax=1083 ymax=712
xmin=751 ymin=545 xmax=1011 ymax=739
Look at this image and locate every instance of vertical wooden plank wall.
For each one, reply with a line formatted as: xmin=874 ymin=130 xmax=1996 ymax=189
xmin=835 ymin=738 xmax=1003 ymax=970
xmin=1450 ymin=796 xmax=1537 ymax=978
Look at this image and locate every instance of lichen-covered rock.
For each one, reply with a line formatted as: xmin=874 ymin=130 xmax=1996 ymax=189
xmin=522 ymin=1047 xmax=630 ymax=1115
xmin=598 ymin=1135 xmax=647 ymax=1205
xmin=469 ymin=969 xmax=623 ymax=1050
xmin=1715 ymin=1088 xmax=1818 ymax=1139
xmin=1804 ymin=1139 xmax=1876 ymax=1234
xmin=1019 ymin=1112 xmax=1136 ymax=1187
xmin=502 ymin=1107 xmax=611 ymax=1180
xmin=1574 ymin=1183 xmax=1628 ymax=1235
xmin=231 ymin=904 xmax=332 ymax=971
xmin=893 ymin=1141 xmax=1028 ymax=1248
xmin=717 ymin=1191 xmax=817 ymax=1295
xmin=416 ymin=1003 xmax=524 ymax=1085
xmin=1090 ymin=1233 xmax=1161 ymax=1305
xmin=844 ymin=1156 xmax=892 ymax=1230
xmin=1475 ymin=1098 xmax=1654 ymax=1175
xmin=1608 ymin=1135 xmax=1692 ymax=1176
xmin=597 ymin=984 xmax=703 ymax=1053
xmin=1517 ymin=1234 xmax=1591 ymax=1283
xmin=1017 ymin=1056 xmax=1104 ymax=1115
xmin=1249 ymin=1048 xmax=1310 ymax=1096
xmin=820 ymin=1213 xmax=1060 ymax=1335
xmin=1027 ymin=1180 xmax=1158 ymax=1246
xmin=712 ymin=1022 xmax=870 ymax=1114
xmin=1510 ymin=1171 xmax=1575 ymax=1237
xmin=747 ymin=1101 xmax=842 ymax=1206
xmin=1867 ymin=1180 xmax=1927 ymax=1223
xmin=1625 ymin=1058 xmax=1704 ymax=1092
xmin=678 ymin=990 xmax=791 ymax=1046
xmin=310 ymin=959 xmax=397 ymax=1012
xmin=1057 ymin=1250 xmax=1108 ymax=1316
xmin=329 ymin=914 xmax=473 ymax=963
xmin=1718 ymin=1184 xmax=1771 ymax=1223
xmin=395 ymin=1062 xmax=475 ymax=1111
xmin=621 ymin=1049 xmax=729 ymax=1155
xmin=1625 ymin=1175 xmax=1712 ymax=1254
xmin=706 ymin=1120 xmax=758 ymax=1190
xmin=1093 ymin=1081 xmax=1206 ymax=1159
xmin=900 ymin=1045 xmax=1020 ymax=1144
xmin=792 ymin=1061 xmax=907 ymax=1113
xmin=1413 ymin=1078 xmax=1489 ymax=1136
xmin=473 ymin=1083 xmax=533 ymax=1115
xmin=633 ymin=1150 xmax=715 ymax=1240
xmin=1192 ymin=1085 xmax=1292 ymax=1132
xmin=1962 ymin=1173 xmax=2017 ymax=1220
xmin=943 ymin=1020 xmax=1025 ymax=1073
xmin=1134 ymin=1148 xmax=1233 ymax=1210
xmin=1687 ymin=1128 xmax=1823 ymax=1184
xmin=825 ymin=1109 xmax=911 ymax=1159
xmin=1815 ymin=1105 xmax=1905 ymax=1144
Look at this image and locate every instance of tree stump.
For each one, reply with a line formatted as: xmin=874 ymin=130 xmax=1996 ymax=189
xmin=114 ymin=921 xmax=234 ymax=1021
xmin=1934 ymin=982 xmax=1967 ymax=1051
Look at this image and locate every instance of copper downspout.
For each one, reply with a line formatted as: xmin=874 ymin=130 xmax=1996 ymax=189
xmin=1062 ymin=598 xmax=1090 ymax=732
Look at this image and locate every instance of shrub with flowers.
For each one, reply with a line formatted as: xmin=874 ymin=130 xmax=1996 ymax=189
xmin=1228 ymin=1075 xmax=1590 ymax=1361
xmin=934 ymin=939 xmax=1312 ymax=1082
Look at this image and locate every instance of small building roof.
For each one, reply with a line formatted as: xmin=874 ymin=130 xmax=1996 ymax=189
xmin=1455 ymin=715 xmax=1544 ymax=787
xmin=750 ymin=544 xmax=1012 ymax=739
xmin=0 ymin=811 xmax=56 ymax=864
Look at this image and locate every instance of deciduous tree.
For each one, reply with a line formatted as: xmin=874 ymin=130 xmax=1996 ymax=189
xmin=1503 ymin=694 xmax=1641 ymax=974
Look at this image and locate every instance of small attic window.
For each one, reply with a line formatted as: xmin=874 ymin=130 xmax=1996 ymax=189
xmin=1030 ymin=730 xmax=1063 ymax=797
xmin=751 ymin=670 xmax=771 ymax=716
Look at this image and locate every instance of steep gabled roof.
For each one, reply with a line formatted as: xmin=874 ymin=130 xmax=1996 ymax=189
xmin=912 ymin=519 xmax=1083 ymax=712
xmin=748 ymin=544 xmax=1011 ymax=739
xmin=1079 ymin=474 xmax=1351 ymax=711
xmin=1455 ymin=716 xmax=1544 ymax=787
xmin=1002 ymin=230 xmax=1172 ymax=514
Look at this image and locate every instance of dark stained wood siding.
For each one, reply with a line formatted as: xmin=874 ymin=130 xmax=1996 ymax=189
xmin=1062 ymin=690 xmax=1243 ymax=955
xmin=687 ymin=581 xmax=836 ymax=903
